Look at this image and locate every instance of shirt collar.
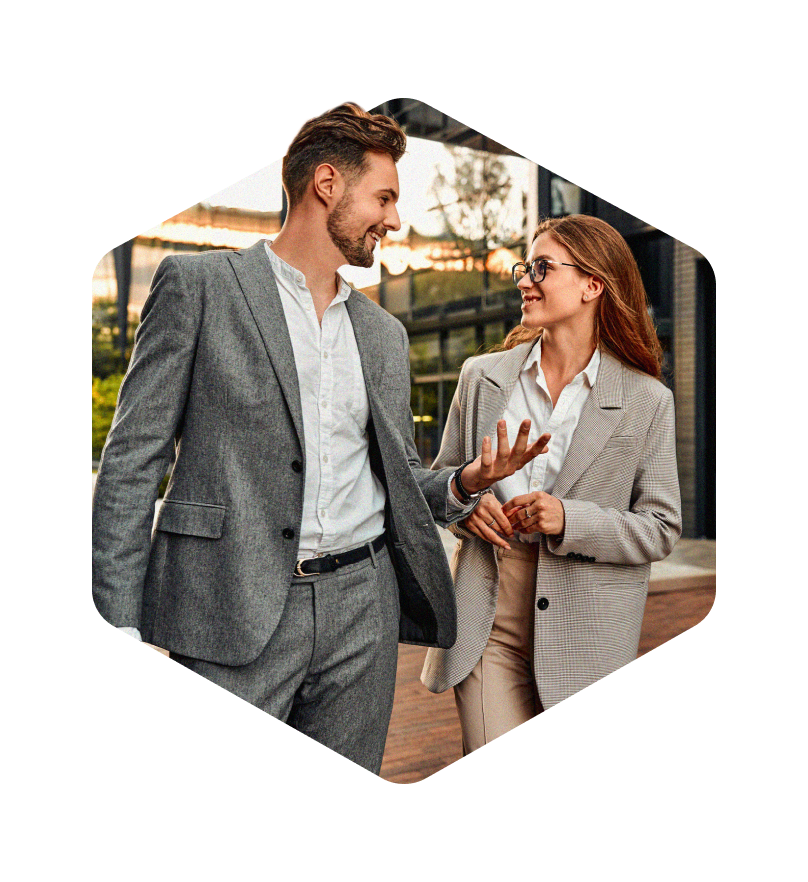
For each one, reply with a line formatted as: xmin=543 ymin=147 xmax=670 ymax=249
xmin=524 ymin=336 xmax=601 ymax=387
xmin=264 ymin=240 xmax=352 ymax=302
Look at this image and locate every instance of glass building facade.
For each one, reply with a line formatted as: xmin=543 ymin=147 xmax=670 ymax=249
xmin=368 ymin=100 xmax=714 ymax=538
xmin=96 ymin=100 xmax=714 ymax=539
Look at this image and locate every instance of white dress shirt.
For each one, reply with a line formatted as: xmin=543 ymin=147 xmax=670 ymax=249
xmin=265 ymin=242 xmax=387 ymax=557
xmin=492 ymin=338 xmax=601 ymax=543
xmin=265 ymin=241 xmax=471 ymax=558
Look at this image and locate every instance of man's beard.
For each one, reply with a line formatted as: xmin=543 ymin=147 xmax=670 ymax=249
xmin=326 ymin=192 xmax=375 ymax=269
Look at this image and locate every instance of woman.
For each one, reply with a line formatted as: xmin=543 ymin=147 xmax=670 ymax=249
xmin=421 ymin=214 xmax=682 ymax=754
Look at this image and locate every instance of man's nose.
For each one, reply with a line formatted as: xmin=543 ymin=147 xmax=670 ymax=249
xmin=385 ymin=204 xmax=401 ymax=232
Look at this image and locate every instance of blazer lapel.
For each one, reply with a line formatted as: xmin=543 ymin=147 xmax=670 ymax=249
xmin=475 ymin=342 xmax=538 ymax=452
xmin=227 ymin=241 xmax=305 ymax=448
xmin=344 ymin=291 xmax=385 ymax=392
xmin=552 ymin=350 xmax=625 ymax=499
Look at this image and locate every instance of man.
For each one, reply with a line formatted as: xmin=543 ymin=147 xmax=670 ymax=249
xmin=92 ymin=103 xmax=548 ymax=774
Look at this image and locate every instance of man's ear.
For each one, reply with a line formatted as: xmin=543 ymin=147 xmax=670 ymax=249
xmin=312 ymin=163 xmax=344 ymax=207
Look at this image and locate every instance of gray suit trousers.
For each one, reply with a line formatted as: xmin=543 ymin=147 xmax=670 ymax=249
xmin=171 ymin=543 xmax=400 ymax=775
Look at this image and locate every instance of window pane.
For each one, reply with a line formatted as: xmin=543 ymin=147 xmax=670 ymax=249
xmin=409 ymin=333 xmax=441 ymax=376
xmin=550 ymin=177 xmax=582 ymax=216
xmin=444 ymin=327 xmax=479 ymax=373
xmin=410 ymin=382 xmax=440 ymax=465
xmin=484 ymin=321 xmax=507 ymax=349
xmin=381 ymin=273 xmax=410 ymax=317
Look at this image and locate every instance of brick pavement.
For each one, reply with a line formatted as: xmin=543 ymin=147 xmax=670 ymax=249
xmin=106 ymin=477 xmax=716 ymax=784
xmin=380 ymin=532 xmax=715 ymax=783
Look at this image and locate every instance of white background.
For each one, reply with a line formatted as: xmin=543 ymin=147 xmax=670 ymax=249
xmin=5 ymin=1 xmax=805 ymax=879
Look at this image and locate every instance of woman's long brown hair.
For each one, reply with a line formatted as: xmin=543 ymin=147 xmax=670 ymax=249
xmin=498 ymin=215 xmax=663 ymax=379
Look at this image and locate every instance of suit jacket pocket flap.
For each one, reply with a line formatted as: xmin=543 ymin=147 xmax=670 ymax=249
xmin=156 ymin=500 xmax=226 ymax=538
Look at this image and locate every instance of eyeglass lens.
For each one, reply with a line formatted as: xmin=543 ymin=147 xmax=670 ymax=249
xmin=512 ymin=259 xmax=547 ymax=285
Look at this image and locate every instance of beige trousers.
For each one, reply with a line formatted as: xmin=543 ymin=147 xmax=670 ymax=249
xmin=454 ymin=542 xmax=544 ymax=754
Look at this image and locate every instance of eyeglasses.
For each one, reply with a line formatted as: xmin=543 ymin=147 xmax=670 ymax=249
xmin=512 ymin=258 xmax=582 ymax=286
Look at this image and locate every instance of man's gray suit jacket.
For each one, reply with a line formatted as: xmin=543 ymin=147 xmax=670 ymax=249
xmin=92 ymin=240 xmax=460 ymax=665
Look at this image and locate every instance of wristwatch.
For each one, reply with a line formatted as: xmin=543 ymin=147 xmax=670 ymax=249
xmin=451 ymin=458 xmax=484 ymax=505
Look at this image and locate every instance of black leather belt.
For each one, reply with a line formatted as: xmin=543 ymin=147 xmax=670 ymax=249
xmin=293 ymin=534 xmax=386 ymax=577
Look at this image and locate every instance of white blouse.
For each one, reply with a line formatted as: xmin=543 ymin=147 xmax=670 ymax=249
xmin=492 ymin=338 xmax=601 ymax=542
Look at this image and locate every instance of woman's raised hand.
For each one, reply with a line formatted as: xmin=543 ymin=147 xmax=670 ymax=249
xmin=459 ymin=420 xmax=551 ymax=494
xmin=461 ymin=492 xmax=514 ymax=550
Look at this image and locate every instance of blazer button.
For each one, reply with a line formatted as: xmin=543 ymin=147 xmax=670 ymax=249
xmin=566 ymin=552 xmax=575 ymax=558
xmin=291 ymin=460 xmax=303 ymax=473
xmin=537 ymin=597 xmax=550 ymax=611
xmin=282 ymin=528 xmax=295 ymax=540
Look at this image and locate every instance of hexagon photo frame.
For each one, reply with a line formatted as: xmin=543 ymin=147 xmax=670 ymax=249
xmin=91 ymin=98 xmax=715 ymax=782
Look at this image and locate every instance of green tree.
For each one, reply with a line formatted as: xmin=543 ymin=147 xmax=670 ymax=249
xmin=92 ymin=373 xmax=124 ymax=460
xmin=92 ymin=297 xmax=137 ymax=379
xmin=430 ymin=146 xmax=517 ymax=252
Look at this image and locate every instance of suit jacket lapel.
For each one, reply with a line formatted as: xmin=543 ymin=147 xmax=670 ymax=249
xmin=475 ymin=342 xmax=538 ymax=452
xmin=344 ymin=291 xmax=385 ymax=392
xmin=227 ymin=241 xmax=305 ymax=449
xmin=552 ymin=350 xmax=625 ymax=499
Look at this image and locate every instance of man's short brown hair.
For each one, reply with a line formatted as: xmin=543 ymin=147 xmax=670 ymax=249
xmin=282 ymin=103 xmax=406 ymax=209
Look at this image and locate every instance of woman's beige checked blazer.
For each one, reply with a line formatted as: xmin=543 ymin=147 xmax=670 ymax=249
xmin=421 ymin=338 xmax=682 ymax=709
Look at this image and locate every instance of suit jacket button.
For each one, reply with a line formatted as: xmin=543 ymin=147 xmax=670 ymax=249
xmin=283 ymin=528 xmax=295 ymax=540
xmin=291 ymin=460 xmax=303 ymax=473
xmin=537 ymin=597 xmax=549 ymax=611
xmin=566 ymin=552 xmax=575 ymax=558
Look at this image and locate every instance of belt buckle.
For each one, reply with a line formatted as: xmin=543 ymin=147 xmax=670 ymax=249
xmin=294 ymin=558 xmax=308 ymax=577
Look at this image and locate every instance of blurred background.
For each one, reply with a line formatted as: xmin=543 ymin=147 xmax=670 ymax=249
xmin=92 ymin=97 xmax=714 ymax=541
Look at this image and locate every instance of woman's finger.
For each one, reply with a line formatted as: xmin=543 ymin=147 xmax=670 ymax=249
xmin=523 ymin=432 xmax=552 ymax=461
xmin=479 ymin=521 xmax=511 ymax=549
xmin=504 ymin=503 xmax=525 ymax=524
xmin=468 ymin=507 xmax=511 ymax=549
xmin=507 ymin=492 xmax=537 ymax=509
xmin=509 ymin=419 xmax=531 ymax=460
xmin=480 ymin=499 xmax=513 ymax=536
xmin=480 ymin=436 xmax=492 ymax=469
xmin=465 ymin=518 xmax=485 ymax=541
xmin=495 ymin=420 xmax=510 ymax=462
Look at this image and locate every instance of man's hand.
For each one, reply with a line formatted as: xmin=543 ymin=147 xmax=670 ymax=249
xmin=462 ymin=492 xmax=515 ymax=550
xmin=457 ymin=420 xmax=551 ymax=495
xmin=503 ymin=491 xmax=565 ymax=537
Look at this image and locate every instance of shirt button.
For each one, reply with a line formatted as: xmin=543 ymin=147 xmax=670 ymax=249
xmin=320 ymin=509 xmax=326 ymax=518
xmin=322 ymin=454 xmax=329 ymax=463
xmin=323 ymin=352 xmax=329 ymax=359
